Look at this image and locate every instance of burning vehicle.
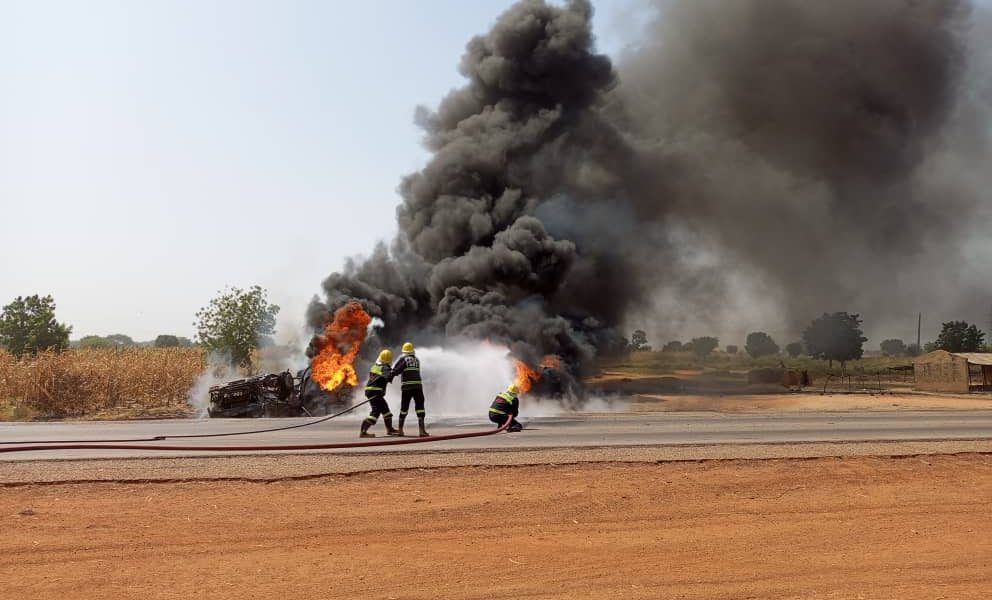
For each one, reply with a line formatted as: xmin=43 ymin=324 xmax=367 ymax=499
xmin=208 ymin=302 xmax=374 ymax=418
xmin=207 ymin=368 xmax=351 ymax=418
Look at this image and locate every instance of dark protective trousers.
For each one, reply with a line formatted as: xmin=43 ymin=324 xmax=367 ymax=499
xmin=489 ymin=411 xmax=522 ymax=432
xmin=364 ymin=393 xmax=392 ymax=423
xmin=399 ymin=387 xmax=426 ymax=419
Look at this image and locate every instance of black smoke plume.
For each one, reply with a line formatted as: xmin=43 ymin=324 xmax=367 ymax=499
xmin=310 ymin=0 xmax=991 ymax=370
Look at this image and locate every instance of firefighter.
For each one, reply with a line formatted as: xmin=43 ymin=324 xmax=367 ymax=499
xmin=392 ymin=342 xmax=429 ymax=437
xmin=360 ymin=349 xmax=401 ymax=438
xmin=489 ymin=384 xmax=523 ymax=432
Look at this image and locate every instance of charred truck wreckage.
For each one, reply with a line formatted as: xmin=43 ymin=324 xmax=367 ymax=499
xmin=207 ymin=368 xmax=350 ymax=418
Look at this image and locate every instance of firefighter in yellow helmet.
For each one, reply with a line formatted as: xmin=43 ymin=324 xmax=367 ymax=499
xmin=391 ymin=341 xmax=429 ymax=436
xmin=489 ymin=383 xmax=523 ymax=432
xmin=360 ymin=349 xmax=400 ymax=438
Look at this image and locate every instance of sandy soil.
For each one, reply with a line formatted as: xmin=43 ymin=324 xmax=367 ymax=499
xmin=634 ymin=392 xmax=992 ymax=412
xmin=3 ymin=455 xmax=991 ymax=599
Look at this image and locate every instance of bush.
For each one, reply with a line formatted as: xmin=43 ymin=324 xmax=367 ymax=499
xmin=725 ymin=344 xmax=738 ymax=354
xmin=689 ymin=336 xmax=719 ymax=359
xmin=880 ymin=338 xmax=907 ymax=356
xmin=745 ymin=332 xmax=779 ymax=358
xmin=154 ymin=335 xmax=181 ymax=348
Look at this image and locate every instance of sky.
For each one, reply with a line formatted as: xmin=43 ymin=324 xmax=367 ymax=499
xmin=0 ymin=0 xmax=648 ymax=341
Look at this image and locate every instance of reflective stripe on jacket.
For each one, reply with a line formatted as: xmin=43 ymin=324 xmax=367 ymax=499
xmin=365 ymin=362 xmax=392 ymax=394
xmin=489 ymin=391 xmax=518 ymax=416
xmin=392 ymin=353 xmax=422 ymax=389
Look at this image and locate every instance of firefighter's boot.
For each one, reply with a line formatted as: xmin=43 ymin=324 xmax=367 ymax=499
xmin=384 ymin=415 xmax=401 ymax=436
xmin=418 ymin=418 xmax=430 ymax=437
xmin=396 ymin=414 xmax=407 ymax=437
xmin=359 ymin=419 xmax=375 ymax=438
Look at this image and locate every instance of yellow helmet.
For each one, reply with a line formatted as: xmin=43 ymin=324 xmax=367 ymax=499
xmin=507 ymin=384 xmax=519 ymax=394
xmin=402 ymin=342 xmax=415 ymax=353
xmin=378 ymin=349 xmax=393 ymax=363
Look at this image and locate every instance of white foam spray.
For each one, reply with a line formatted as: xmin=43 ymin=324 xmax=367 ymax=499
xmin=374 ymin=343 xmax=623 ymax=419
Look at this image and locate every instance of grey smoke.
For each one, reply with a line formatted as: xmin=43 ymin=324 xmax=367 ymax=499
xmin=309 ymin=0 xmax=991 ymax=369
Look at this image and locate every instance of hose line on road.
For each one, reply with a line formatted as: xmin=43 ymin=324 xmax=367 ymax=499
xmin=0 ymin=400 xmax=371 ymax=446
xmin=0 ymin=415 xmax=513 ymax=454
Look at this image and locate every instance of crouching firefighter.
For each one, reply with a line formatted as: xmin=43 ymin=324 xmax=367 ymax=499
xmin=360 ymin=349 xmax=401 ymax=438
xmin=392 ymin=342 xmax=429 ymax=437
xmin=489 ymin=384 xmax=523 ymax=432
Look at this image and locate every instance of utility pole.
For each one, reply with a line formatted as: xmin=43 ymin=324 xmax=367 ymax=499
xmin=988 ymin=303 xmax=992 ymax=340
xmin=917 ymin=312 xmax=922 ymax=351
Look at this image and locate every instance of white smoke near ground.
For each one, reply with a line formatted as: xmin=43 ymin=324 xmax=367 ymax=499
xmin=187 ymin=340 xmax=623 ymax=421
xmin=186 ymin=361 xmax=242 ymax=418
xmin=369 ymin=343 xmax=625 ymax=419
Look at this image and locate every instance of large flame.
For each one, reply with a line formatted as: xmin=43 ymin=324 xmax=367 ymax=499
xmin=512 ymin=354 xmax=564 ymax=393
xmin=311 ymin=302 xmax=372 ymax=392
xmin=512 ymin=359 xmax=540 ymax=393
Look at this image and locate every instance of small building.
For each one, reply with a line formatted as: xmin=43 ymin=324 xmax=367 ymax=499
xmin=913 ymin=350 xmax=992 ymax=393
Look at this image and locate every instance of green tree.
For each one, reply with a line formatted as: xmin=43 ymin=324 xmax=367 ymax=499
xmin=194 ymin=286 xmax=279 ymax=367
xmin=105 ymin=334 xmax=134 ymax=347
xmin=689 ymin=336 xmax=719 ymax=359
xmin=725 ymin=344 xmax=738 ymax=354
xmin=662 ymin=340 xmax=684 ymax=352
xmin=935 ymin=321 xmax=985 ymax=353
xmin=0 ymin=295 xmax=72 ymax=357
xmin=629 ymin=329 xmax=650 ymax=352
xmin=906 ymin=343 xmax=922 ymax=357
xmin=745 ymin=332 xmax=779 ymax=358
xmin=879 ymin=338 xmax=907 ymax=356
xmin=79 ymin=335 xmax=114 ymax=349
xmin=802 ymin=312 xmax=867 ymax=370
xmin=154 ymin=334 xmax=181 ymax=348
xmin=785 ymin=342 xmax=803 ymax=358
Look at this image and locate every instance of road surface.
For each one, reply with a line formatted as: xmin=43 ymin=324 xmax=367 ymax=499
xmin=2 ymin=409 xmax=991 ymax=460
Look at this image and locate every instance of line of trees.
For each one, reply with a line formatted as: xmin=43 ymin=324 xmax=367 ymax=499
xmin=1 ymin=287 xmax=279 ymax=368
xmin=630 ymin=314 xmax=992 ymax=370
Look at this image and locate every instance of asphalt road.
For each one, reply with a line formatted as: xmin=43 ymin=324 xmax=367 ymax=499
xmin=2 ymin=410 xmax=991 ymax=460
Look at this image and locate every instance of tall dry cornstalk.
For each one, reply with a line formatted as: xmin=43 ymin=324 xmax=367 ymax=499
xmin=0 ymin=348 xmax=206 ymax=418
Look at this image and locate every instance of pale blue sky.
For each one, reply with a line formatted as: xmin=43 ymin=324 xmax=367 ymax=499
xmin=0 ymin=0 xmax=648 ymax=340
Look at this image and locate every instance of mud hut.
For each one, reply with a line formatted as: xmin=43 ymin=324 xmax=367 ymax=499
xmin=913 ymin=350 xmax=992 ymax=393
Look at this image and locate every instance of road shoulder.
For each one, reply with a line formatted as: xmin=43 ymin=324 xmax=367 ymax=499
xmin=3 ymin=439 xmax=990 ymax=486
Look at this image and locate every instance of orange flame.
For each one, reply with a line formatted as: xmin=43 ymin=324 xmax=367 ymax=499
xmin=541 ymin=354 xmax=563 ymax=370
xmin=311 ymin=302 xmax=372 ymax=392
xmin=512 ymin=358 xmax=541 ymax=393
xmin=512 ymin=354 xmax=564 ymax=393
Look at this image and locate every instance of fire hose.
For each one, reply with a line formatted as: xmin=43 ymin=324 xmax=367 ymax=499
xmin=0 ymin=399 xmax=373 ymax=446
xmin=0 ymin=414 xmax=514 ymax=454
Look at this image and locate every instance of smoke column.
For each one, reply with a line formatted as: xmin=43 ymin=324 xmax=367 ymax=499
xmin=309 ymin=0 xmax=992 ymax=369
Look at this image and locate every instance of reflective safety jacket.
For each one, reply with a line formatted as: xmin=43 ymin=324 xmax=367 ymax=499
xmin=489 ymin=390 xmax=519 ymax=417
xmin=391 ymin=353 xmax=422 ymax=389
xmin=364 ymin=361 xmax=392 ymax=396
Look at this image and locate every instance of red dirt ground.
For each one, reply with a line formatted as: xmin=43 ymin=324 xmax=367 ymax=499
xmin=3 ymin=455 xmax=991 ymax=599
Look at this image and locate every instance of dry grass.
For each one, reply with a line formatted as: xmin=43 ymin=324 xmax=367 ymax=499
xmin=0 ymin=348 xmax=206 ymax=419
